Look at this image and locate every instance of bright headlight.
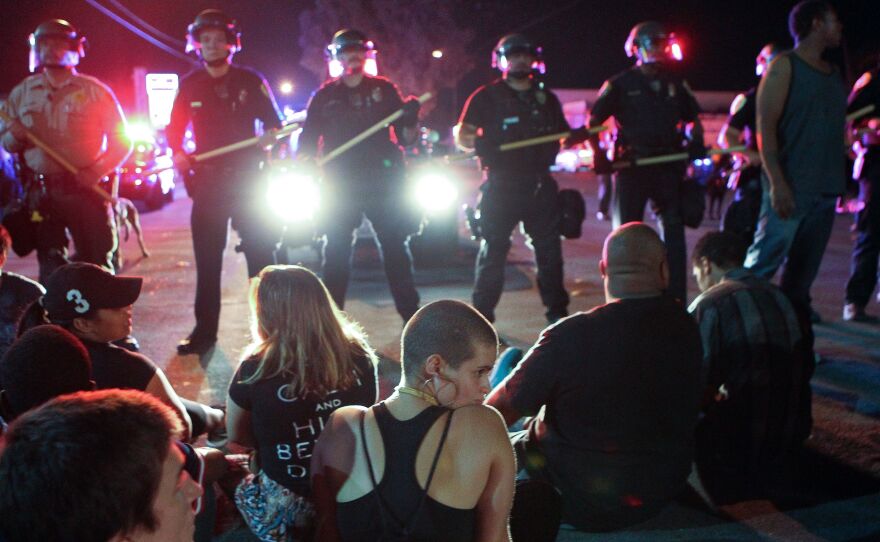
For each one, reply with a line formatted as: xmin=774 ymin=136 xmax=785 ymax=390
xmin=413 ymin=171 xmax=458 ymax=214
xmin=266 ymin=168 xmax=321 ymax=223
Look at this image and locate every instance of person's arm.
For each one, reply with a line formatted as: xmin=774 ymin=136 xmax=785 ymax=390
xmin=474 ymin=407 xmax=515 ymax=542
xmin=166 ymin=83 xmax=192 ymax=170
xmin=390 ymin=83 xmax=419 ymax=146
xmin=311 ymin=407 xmax=361 ymax=542
xmin=586 ymin=81 xmax=616 ymax=171
xmin=454 ymin=87 xmax=487 ymax=151
xmin=225 ymin=394 xmax=256 ymax=448
xmin=145 ymin=369 xmax=193 ymax=440
xmin=83 ymin=84 xmax=131 ymax=184
xmin=297 ymin=90 xmax=324 ymax=159
xmin=757 ymin=54 xmax=794 ymax=218
xmin=486 ymin=327 xmax=561 ymax=427
xmin=0 ymin=85 xmax=29 ymax=153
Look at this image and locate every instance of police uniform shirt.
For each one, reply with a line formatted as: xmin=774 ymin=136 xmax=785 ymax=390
xmin=850 ymin=70 xmax=880 ymax=164
xmin=166 ymin=65 xmax=282 ymax=170
xmin=0 ymin=72 xmax=127 ymax=175
xmin=298 ymin=75 xmax=406 ymax=173
xmin=590 ymin=66 xmax=701 ymax=159
xmin=460 ymin=79 xmax=569 ymax=174
xmin=727 ymin=88 xmax=757 ymax=151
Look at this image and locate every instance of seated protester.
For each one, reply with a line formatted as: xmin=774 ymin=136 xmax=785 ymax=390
xmin=0 ymin=325 xmax=93 ymax=432
xmin=311 ymin=300 xmax=515 ymax=542
xmin=688 ymin=231 xmax=813 ymax=502
xmin=0 ymin=389 xmax=203 ymax=542
xmin=18 ymin=262 xmax=224 ymax=441
xmin=226 ymin=265 xmax=379 ymax=542
xmin=0 ymin=224 xmax=43 ymax=360
xmin=487 ymin=222 xmax=703 ymax=532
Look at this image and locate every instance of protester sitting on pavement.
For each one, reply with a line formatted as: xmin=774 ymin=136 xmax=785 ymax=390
xmin=0 ymin=224 xmax=43 ymax=360
xmin=689 ymin=231 xmax=814 ymax=502
xmin=487 ymin=222 xmax=703 ymax=532
xmin=311 ymin=299 xmax=515 ymax=542
xmin=17 ymin=262 xmax=224 ymax=441
xmin=0 ymin=389 xmax=203 ymax=542
xmin=0 ymin=325 xmax=92 ymax=431
xmin=226 ymin=265 xmax=379 ymax=542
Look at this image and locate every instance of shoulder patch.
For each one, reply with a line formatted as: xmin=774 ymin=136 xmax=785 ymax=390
xmin=729 ymin=93 xmax=748 ymax=116
xmin=853 ymin=71 xmax=873 ymax=94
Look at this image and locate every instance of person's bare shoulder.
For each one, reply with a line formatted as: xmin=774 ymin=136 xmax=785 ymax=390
xmin=449 ymin=404 xmax=509 ymax=440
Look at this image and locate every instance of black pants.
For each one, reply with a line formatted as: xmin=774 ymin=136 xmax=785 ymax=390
xmin=473 ymin=173 xmax=568 ymax=323
xmin=846 ymin=168 xmax=880 ymax=307
xmin=722 ymin=168 xmax=763 ymax=246
xmin=189 ymin=168 xmax=280 ymax=342
xmin=34 ymin=176 xmax=117 ymax=283
xmin=613 ymin=164 xmax=687 ymax=303
xmin=320 ymin=176 xmax=420 ymax=322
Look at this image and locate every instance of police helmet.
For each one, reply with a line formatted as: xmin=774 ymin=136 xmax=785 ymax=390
xmin=625 ymin=21 xmax=676 ymax=63
xmin=325 ymin=29 xmax=374 ymax=61
xmin=755 ymin=43 xmax=781 ymax=76
xmin=185 ymin=9 xmax=241 ymax=55
xmin=491 ymin=33 xmax=544 ymax=73
xmin=325 ymin=29 xmax=377 ymax=77
xmin=28 ymin=19 xmax=87 ymax=73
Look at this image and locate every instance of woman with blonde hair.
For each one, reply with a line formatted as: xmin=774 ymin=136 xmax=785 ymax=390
xmin=227 ymin=265 xmax=379 ymax=542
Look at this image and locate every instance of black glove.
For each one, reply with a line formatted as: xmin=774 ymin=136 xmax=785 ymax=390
xmin=592 ymin=150 xmax=613 ymax=175
xmin=562 ymin=126 xmax=590 ymax=149
xmin=474 ymin=136 xmax=500 ymax=168
xmin=399 ymin=97 xmax=421 ymax=126
xmin=687 ymin=142 xmax=709 ymax=161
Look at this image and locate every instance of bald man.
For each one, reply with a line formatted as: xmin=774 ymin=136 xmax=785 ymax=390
xmin=487 ymin=222 xmax=703 ymax=531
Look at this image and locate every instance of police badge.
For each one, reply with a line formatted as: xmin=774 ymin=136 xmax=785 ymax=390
xmin=372 ymin=86 xmax=383 ymax=103
xmin=535 ymin=90 xmax=546 ymax=105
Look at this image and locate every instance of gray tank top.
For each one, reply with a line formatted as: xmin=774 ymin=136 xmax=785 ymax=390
xmin=774 ymin=52 xmax=847 ymax=200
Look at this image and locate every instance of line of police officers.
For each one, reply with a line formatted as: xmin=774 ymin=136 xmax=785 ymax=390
xmin=5 ymin=10 xmax=879 ymax=352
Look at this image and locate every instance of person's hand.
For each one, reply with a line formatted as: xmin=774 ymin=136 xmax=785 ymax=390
xmin=258 ymin=128 xmax=279 ymax=150
xmin=473 ymin=136 xmax=499 ymax=167
xmin=75 ymin=166 xmax=103 ymax=188
xmin=592 ymin=151 xmax=613 ymax=175
xmin=562 ymin=126 xmax=590 ymax=149
xmin=742 ymin=149 xmax=761 ymax=167
xmin=5 ymin=119 xmax=28 ymax=142
xmin=399 ymin=97 xmax=421 ymax=126
xmin=687 ymin=142 xmax=709 ymax=161
xmin=173 ymin=152 xmax=194 ymax=172
xmin=770 ymin=181 xmax=795 ymax=219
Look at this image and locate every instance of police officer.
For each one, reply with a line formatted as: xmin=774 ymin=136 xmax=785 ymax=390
xmin=456 ymin=34 xmax=570 ymax=324
xmin=843 ymin=65 xmax=880 ymax=322
xmin=0 ymin=19 xmax=131 ymax=283
xmin=719 ymin=43 xmax=781 ymax=244
xmin=167 ymin=9 xmax=283 ymax=356
xmin=297 ymin=29 xmax=421 ymax=322
xmin=587 ymin=21 xmax=704 ymax=303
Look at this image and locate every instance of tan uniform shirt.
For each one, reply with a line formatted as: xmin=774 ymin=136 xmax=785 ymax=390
xmin=0 ymin=72 xmax=128 ymax=176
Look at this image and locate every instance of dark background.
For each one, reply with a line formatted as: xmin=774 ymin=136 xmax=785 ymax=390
xmin=1 ymin=0 xmax=878 ymax=121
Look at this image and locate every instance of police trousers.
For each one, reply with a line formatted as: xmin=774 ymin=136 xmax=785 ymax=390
xmin=473 ymin=172 xmax=568 ymax=323
xmin=36 ymin=175 xmax=117 ymax=283
xmin=189 ymin=168 xmax=280 ymax=341
xmin=319 ymin=175 xmax=420 ymax=322
xmin=613 ymin=164 xmax=687 ymax=303
xmin=846 ymin=166 xmax=880 ymax=307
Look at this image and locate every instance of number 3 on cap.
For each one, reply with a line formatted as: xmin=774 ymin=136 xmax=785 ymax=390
xmin=66 ymin=289 xmax=90 ymax=314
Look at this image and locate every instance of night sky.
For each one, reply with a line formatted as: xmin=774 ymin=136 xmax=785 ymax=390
xmin=1 ymin=0 xmax=877 ymax=116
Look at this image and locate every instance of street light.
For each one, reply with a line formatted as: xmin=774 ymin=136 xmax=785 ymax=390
xmin=279 ymin=81 xmax=294 ymax=95
xmin=431 ymin=49 xmax=443 ymax=59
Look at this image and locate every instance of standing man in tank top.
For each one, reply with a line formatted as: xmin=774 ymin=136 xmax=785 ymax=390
xmin=745 ymin=0 xmax=846 ymax=324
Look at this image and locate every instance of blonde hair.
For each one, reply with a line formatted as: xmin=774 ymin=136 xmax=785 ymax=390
xmin=241 ymin=265 xmax=376 ymax=398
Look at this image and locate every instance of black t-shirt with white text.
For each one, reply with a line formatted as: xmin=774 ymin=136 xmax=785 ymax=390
xmin=228 ymin=351 xmax=378 ymax=495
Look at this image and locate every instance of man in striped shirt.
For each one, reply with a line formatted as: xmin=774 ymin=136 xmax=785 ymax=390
xmin=689 ymin=231 xmax=813 ymax=502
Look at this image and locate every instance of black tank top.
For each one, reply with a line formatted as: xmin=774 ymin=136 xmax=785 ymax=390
xmin=336 ymin=402 xmax=477 ymax=541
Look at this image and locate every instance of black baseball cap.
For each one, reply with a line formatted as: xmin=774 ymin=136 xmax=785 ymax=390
xmin=43 ymin=263 xmax=143 ymax=321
